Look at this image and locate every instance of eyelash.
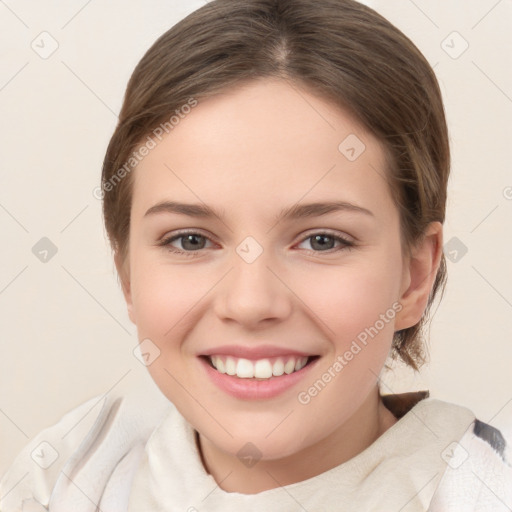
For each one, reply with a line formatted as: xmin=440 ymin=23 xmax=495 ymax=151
xmin=158 ymin=230 xmax=355 ymax=258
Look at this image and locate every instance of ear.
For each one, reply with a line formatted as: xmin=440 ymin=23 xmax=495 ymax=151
xmin=114 ymin=251 xmax=136 ymax=325
xmin=394 ymin=222 xmax=443 ymax=331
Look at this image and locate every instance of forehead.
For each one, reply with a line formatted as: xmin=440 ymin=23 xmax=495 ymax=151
xmin=131 ymin=78 xmax=395 ymax=222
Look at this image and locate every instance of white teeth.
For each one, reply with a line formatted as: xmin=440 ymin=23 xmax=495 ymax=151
xmin=236 ymin=358 xmax=254 ymax=378
xmin=211 ymin=356 xmax=219 ymax=372
xmin=216 ymin=357 xmax=226 ymax=374
xmin=209 ymin=355 xmax=311 ymax=379
xmin=225 ymin=357 xmax=236 ymax=375
xmin=272 ymin=358 xmax=285 ymax=376
xmin=295 ymin=357 xmax=308 ymax=371
xmin=254 ymin=359 xmax=273 ymax=379
xmin=284 ymin=359 xmax=296 ymax=374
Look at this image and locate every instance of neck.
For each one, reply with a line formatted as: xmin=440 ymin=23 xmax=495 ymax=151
xmin=197 ymin=386 xmax=398 ymax=494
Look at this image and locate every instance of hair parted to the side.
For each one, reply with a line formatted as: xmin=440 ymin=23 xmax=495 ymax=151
xmin=101 ymin=0 xmax=450 ymax=371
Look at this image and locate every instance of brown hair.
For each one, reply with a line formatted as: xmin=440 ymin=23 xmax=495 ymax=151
xmin=101 ymin=0 xmax=450 ymax=371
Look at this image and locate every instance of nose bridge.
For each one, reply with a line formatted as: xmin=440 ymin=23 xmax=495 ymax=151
xmin=213 ymin=236 xmax=292 ymax=325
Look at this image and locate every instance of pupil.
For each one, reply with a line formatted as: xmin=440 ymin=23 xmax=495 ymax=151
xmin=184 ymin=234 xmax=204 ymax=250
xmin=312 ymin=235 xmax=333 ymax=251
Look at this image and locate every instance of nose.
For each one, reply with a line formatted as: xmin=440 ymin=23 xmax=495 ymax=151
xmin=212 ymin=247 xmax=293 ymax=328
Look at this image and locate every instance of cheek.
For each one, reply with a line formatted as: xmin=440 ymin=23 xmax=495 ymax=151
xmin=293 ymin=261 xmax=402 ymax=431
xmin=300 ymin=258 xmax=402 ymax=340
xmin=129 ymin=257 xmax=205 ymax=406
xmin=130 ymin=255 xmax=199 ymax=338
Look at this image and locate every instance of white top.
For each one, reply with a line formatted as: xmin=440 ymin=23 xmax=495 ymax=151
xmin=1 ymin=378 xmax=511 ymax=511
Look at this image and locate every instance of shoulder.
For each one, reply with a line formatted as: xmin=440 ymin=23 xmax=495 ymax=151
xmin=0 ymin=376 xmax=171 ymax=512
xmin=0 ymin=393 xmax=107 ymax=511
xmin=428 ymin=415 xmax=512 ymax=511
xmin=383 ymin=392 xmax=512 ymax=510
xmin=383 ymin=391 xmax=478 ymax=439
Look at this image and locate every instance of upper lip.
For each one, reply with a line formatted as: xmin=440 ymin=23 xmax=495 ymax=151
xmin=199 ymin=344 xmax=315 ymax=360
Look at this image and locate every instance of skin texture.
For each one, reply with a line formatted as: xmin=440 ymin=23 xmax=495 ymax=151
xmin=116 ymin=78 xmax=443 ymax=494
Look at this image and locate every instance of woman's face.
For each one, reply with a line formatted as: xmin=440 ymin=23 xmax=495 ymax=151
xmin=120 ymin=78 xmax=418 ymax=461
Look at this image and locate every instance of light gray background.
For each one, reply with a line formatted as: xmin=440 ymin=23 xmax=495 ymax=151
xmin=1 ymin=0 xmax=511 ymax=476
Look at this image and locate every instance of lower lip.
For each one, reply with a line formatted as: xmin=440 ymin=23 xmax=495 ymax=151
xmin=199 ymin=357 xmax=318 ymax=400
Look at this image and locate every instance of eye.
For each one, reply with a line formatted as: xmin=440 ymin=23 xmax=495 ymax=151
xmin=158 ymin=230 xmax=355 ymax=258
xmin=296 ymin=231 xmax=355 ymax=253
xmin=159 ymin=231 xmax=214 ymax=258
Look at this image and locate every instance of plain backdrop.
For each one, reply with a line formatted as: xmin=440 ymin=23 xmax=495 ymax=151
xmin=1 ymin=0 xmax=511 ymax=476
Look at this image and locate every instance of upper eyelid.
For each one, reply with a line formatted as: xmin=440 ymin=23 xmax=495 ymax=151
xmin=159 ymin=228 xmax=217 ymax=245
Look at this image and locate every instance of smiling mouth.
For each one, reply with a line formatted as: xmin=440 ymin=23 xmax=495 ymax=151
xmin=201 ymin=355 xmax=319 ymax=380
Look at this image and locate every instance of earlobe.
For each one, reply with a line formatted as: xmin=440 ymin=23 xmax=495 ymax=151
xmin=114 ymin=251 xmax=136 ymax=325
xmin=394 ymin=222 xmax=443 ymax=331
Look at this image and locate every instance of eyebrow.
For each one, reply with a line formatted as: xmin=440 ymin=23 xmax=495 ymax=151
xmin=144 ymin=200 xmax=374 ymax=223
